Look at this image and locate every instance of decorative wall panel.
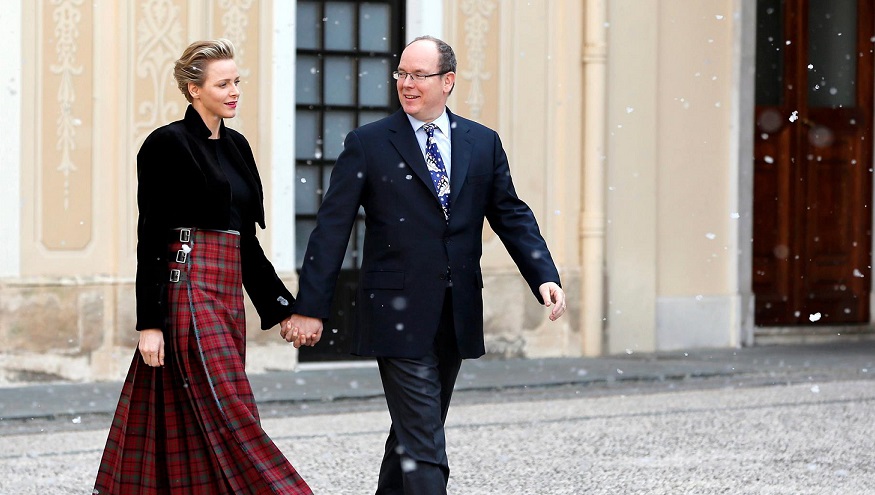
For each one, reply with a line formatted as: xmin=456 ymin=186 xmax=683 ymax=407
xmin=40 ymin=0 xmax=93 ymax=250
xmin=132 ymin=0 xmax=186 ymax=149
xmin=459 ymin=0 xmax=497 ymax=121
xmin=216 ymin=0 xmax=259 ymax=143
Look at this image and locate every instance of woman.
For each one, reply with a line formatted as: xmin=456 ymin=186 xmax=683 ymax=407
xmin=93 ymin=39 xmax=312 ymax=494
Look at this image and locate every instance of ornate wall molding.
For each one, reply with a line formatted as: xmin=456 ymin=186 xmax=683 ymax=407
xmin=459 ymin=0 xmax=496 ymax=120
xmin=49 ymin=0 xmax=84 ymax=211
xmin=134 ymin=0 xmax=184 ymax=147
xmin=40 ymin=0 xmax=92 ymax=250
xmin=219 ymin=0 xmax=253 ymax=74
xmin=218 ymin=0 xmax=256 ymax=135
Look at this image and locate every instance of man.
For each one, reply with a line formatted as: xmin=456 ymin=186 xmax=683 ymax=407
xmin=283 ymin=36 xmax=566 ymax=495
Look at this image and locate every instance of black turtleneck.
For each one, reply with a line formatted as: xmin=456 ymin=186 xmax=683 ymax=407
xmin=210 ymin=138 xmax=253 ymax=231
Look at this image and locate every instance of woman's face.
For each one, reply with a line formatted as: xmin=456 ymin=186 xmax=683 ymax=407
xmin=189 ymin=58 xmax=240 ymax=121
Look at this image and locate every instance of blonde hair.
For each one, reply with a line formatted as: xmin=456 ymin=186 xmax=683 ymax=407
xmin=173 ymin=39 xmax=236 ymax=103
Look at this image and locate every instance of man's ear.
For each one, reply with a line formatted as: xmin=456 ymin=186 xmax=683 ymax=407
xmin=443 ymin=72 xmax=456 ymax=94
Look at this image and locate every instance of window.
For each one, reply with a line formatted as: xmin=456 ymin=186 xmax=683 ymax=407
xmin=295 ymin=0 xmax=404 ymax=360
xmin=295 ymin=0 xmax=404 ymax=271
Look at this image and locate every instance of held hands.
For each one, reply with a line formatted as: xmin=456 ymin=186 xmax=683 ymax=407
xmin=280 ymin=314 xmax=323 ymax=348
xmin=138 ymin=329 xmax=165 ymax=367
xmin=539 ymin=282 xmax=567 ymax=321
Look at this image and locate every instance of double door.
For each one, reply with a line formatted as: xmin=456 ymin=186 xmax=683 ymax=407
xmin=753 ymin=0 xmax=874 ymax=325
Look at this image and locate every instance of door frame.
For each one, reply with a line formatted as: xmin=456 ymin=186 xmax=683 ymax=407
xmin=740 ymin=0 xmax=875 ymax=344
xmin=737 ymin=1 xmax=757 ymax=346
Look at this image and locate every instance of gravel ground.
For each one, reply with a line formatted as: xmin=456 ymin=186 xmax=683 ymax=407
xmin=0 ymin=378 xmax=873 ymax=494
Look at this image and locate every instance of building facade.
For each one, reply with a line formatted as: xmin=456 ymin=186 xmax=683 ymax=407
xmin=1 ymin=0 xmax=872 ymax=382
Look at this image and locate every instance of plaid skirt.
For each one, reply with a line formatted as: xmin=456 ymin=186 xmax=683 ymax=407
xmin=93 ymin=228 xmax=311 ymax=495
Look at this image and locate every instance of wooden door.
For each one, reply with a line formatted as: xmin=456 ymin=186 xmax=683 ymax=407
xmin=753 ymin=0 xmax=874 ymax=325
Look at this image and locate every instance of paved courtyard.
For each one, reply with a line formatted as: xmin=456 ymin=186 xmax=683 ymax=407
xmin=1 ymin=377 xmax=873 ymax=494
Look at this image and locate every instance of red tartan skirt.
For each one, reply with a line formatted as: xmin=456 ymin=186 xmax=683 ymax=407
xmin=93 ymin=229 xmax=311 ymax=495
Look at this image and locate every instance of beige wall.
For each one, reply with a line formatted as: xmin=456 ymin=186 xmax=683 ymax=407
xmin=657 ymin=0 xmax=735 ymax=296
xmin=607 ymin=0 xmax=742 ymax=352
xmin=11 ymin=0 xmax=852 ymax=380
xmin=2 ymin=0 xmax=585 ymax=381
xmin=7 ymin=0 xmax=291 ymax=382
xmin=445 ymin=0 xmax=583 ymax=357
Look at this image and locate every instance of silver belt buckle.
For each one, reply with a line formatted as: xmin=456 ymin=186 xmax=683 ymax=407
xmin=169 ymin=269 xmax=181 ymax=283
xmin=175 ymin=250 xmax=188 ymax=264
xmin=179 ymin=228 xmax=191 ymax=243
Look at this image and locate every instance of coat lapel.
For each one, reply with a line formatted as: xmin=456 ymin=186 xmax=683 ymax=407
xmin=387 ymin=109 xmax=474 ymax=215
xmin=447 ymin=110 xmax=473 ymax=209
xmin=387 ymin=110 xmax=439 ymax=202
xmin=182 ymin=105 xmax=212 ymax=181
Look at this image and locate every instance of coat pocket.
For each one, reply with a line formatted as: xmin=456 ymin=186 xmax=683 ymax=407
xmin=362 ymin=270 xmax=405 ymax=290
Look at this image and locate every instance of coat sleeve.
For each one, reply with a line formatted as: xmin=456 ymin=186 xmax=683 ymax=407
xmin=484 ymin=131 xmax=561 ymax=303
xmin=240 ymin=228 xmax=295 ymax=330
xmin=292 ymin=130 xmax=367 ymax=319
xmin=228 ymin=132 xmax=296 ymax=330
xmin=135 ymin=133 xmax=171 ymax=331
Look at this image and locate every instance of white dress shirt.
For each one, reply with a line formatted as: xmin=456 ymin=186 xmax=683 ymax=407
xmin=406 ymin=110 xmax=452 ymax=180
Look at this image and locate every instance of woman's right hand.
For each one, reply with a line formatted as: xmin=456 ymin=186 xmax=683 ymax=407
xmin=138 ymin=328 xmax=165 ymax=367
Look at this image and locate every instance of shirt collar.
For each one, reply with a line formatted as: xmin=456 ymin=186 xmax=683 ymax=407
xmin=406 ymin=109 xmax=450 ymax=137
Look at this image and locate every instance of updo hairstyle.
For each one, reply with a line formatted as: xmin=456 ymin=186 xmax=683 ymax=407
xmin=173 ymin=38 xmax=236 ymax=103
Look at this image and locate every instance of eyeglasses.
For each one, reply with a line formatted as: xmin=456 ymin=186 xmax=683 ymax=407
xmin=392 ymin=70 xmax=448 ymax=81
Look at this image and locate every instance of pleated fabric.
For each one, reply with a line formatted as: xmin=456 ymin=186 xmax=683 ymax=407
xmin=93 ymin=229 xmax=311 ymax=495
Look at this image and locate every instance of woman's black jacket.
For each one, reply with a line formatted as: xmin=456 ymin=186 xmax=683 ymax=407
xmin=135 ymin=105 xmax=293 ymax=331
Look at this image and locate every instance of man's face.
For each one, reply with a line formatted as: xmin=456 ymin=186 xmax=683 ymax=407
xmin=396 ymin=40 xmax=455 ymax=123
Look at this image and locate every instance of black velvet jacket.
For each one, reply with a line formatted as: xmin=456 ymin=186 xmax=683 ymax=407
xmin=135 ymin=105 xmax=293 ymax=331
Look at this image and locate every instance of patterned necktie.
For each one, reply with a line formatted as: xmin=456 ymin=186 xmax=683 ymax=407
xmin=422 ymin=123 xmax=451 ymax=220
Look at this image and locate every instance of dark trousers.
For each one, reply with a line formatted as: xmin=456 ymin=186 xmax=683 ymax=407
xmin=375 ymin=291 xmax=462 ymax=495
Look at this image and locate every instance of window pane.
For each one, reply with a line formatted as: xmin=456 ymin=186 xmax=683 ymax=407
xmin=341 ymin=220 xmax=365 ymax=269
xmin=296 ymin=165 xmax=321 ymax=215
xmin=296 ymin=55 xmax=321 ymax=105
xmin=296 ymin=110 xmax=320 ymax=160
xmin=808 ymin=0 xmax=858 ymax=108
xmin=295 ymin=219 xmax=317 ymax=267
xmin=359 ymin=111 xmax=387 ymax=127
xmin=322 ymin=165 xmax=334 ymax=193
xmin=325 ymin=2 xmax=356 ymax=51
xmin=342 ymin=234 xmax=356 ymax=269
xmin=296 ymin=1 xmax=322 ymax=50
xmin=755 ymin=0 xmax=783 ymax=106
xmin=358 ymin=58 xmax=391 ymax=107
xmin=324 ymin=111 xmax=355 ymax=159
xmin=325 ymin=56 xmax=356 ymax=106
xmin=295 ymin=0 xmax=401 ymax=276
xmin=355 ymin=220 xmax=365 ymax=268
xmin=360 ymin=3 xmax=390 ymax=52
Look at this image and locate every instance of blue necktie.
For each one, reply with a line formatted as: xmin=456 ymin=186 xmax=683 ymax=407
xmin=423 ymin=123 xmax=450 ymax=220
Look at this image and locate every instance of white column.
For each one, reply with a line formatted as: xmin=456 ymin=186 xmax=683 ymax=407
xmin=581 ymin=0 xmax=608 ymax=356
xmin=270 ymin=0 xmax=296 ymax=272
xmin=733 ymin=0 xmax=757 ymax=345
xmin=0 ymin=3 xmax=22 ymax=277
xmin=406 ymin=0 xmax=443 ymax=41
